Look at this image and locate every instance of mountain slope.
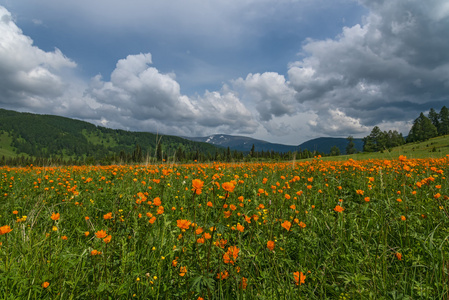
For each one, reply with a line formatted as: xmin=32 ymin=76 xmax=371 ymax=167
xmin=0 ymin=108 xmax=219 ymax=161
xmin=299 ymin=137 xmax=364 ymax=154
xmin=186 ymin=134 xmax=300 ymax=152
xmin=185 ymin=134 xmax=364 ymax=154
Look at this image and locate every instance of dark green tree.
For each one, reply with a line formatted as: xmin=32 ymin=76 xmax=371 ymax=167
xmin=330 ymin=145 xmax=341 ymax=156
xmin=428 ymin=108 xmax=440 ymax=130
xmin=406 ymin=113 xmax=438 ymax=142
xmin=438 ymin=106 xmax=449 ymax=135
xmin=345 ymin=136 xmax=357 ymax=154
xmin=249 ymin=144 xmax=255 ymax=158
xmin=363 ymin=126 xmax=383 ymax=152
xmin=156 ymin=142 xmax=163 ymax=161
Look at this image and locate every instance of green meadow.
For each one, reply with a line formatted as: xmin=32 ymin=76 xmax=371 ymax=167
xmin=1 ymin=151 xmax=449 ymax=299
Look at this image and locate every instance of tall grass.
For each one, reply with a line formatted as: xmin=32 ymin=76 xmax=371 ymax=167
xmin=1 ymin=157 xmax=449 ymax=299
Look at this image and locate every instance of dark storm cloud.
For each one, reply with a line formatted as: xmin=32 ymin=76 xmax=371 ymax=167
xmin=288 ymin=0 xmax=449 ymax=135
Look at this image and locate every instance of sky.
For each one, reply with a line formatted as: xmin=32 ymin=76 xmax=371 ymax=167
xmin=0 ymin=0 xmax=448 ymax=145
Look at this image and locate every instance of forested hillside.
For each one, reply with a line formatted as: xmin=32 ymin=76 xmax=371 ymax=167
xmin=0 ymin=109 xmax=219 ymax=164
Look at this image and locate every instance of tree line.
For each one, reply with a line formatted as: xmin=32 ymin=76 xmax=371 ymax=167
xmin=362 ymin=106 xmax=449 ymax=152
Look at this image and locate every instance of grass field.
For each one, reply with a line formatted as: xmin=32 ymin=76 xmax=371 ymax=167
xmin=1 ymin=154 xmax=449 ymax=299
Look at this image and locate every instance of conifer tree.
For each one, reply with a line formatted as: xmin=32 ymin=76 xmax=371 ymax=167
xmin=438 ymin=106 xmax=449 ymax=135
xmin=346 ymin=136 xmax=357 ymax=154
xmin=406 ymin=113 xmax=438 ymax=142
xmin=428 ymin=108 xmax=440 ymax=129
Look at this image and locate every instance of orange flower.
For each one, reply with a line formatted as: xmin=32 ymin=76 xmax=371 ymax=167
xmin=240 ymin=277 xmax=248 ymax=290
xmin=222 ymin=182 xmax=235 ymax=193
xmin=216 ymin=270 xmax=229 ymax=280
xmin=398 ymin=155 xmax=407 ymax=161
xmin=215 ymin=239 xmax=227 ymax=248
xmin=223 ymin=211 xmax=232 ymax=218
xmin=281 ymin=220 xmax=291 ymax=231
xmin=395 ymin=252 xmax=402 ymax=260
xmin=103 ymin=212 xmax=113 ymax=220
xmin=91 ymin=249 xmax=102 ymax=256
xmin=192 ymin=179 xmax=204 ymax=195
xmin=61 ymin=235 xmax=68 ymax=240
xmin=197 ymin=237 xmax=205 ymax=244
xmin=41 ymin=282 xmax=50 ymax=288
xmin=153 ymin=197 xmax=162 ymax=206
xmin=203 ymin=232 xmax=211 ymax=240
xmin=207 ymin=201 xmax=213 ymax=207
xmin=12 ymin=210 xmax=18 ymax=215
xmin=84 ymin=231 xmax=90 ymax=237
xmin=157 ymin=206 xmax=164 ymax=215
xmin=293 ymin=271 xmax=306 ymax=285
xmin=356 ymin=189 xmax=364 ymax=196
xmin=334 ymin=205 xmax=344 ymax=213
xmin=0 ymin=225 xmax=12 ymax=235
xmin=223 ymin=246 xmax=239 ymax=265
xmin=172 ymin=257 xmax=178 ymax=267
xmin=95 ymin=230 xmax=108 ymax=239
xmin=50 ymin=213 xmax=60 ymax=221
xmin=179 ymin=266 xmax=187 ymax=277
xmin=401 ymin=215 xmax=406 ymax=221
xmin=244 ymin=215 xmax=251 ymax=223
xmin=267 ymin=240 xmax=275 ymax=251
xmin=177 ymin=219 xmax=192 ymax=229
xmin=195 ymin=227 xmax=204 ymax=235
xmin=434 ymin=193 xmax=441 ymax=199
xmin=236 ymin=224 xmax=244 ymax=232
xmin=364 ymin=197 xmax=370 ymax=202
xmin=103 ymin=235 xmax=112 ymax=244
xmin=298 ymin=221 xmax=306 ymax=228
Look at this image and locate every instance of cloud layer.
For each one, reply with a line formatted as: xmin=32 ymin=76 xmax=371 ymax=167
xmin=288 ymin=0 xmax=449 ymax=135
xmin=1 ymin=1 xmax=448 ymax=144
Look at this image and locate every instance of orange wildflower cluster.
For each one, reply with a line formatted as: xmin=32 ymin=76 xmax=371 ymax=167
xmin=50 ymin=212 xmax=60 ymax=221
xmin=267 ymin=240 xmax=275 ymax=251
xmin=177 ymin=219 xmax=192 ymax=230
xmin=192 ymin=179 xmax=204 ymax=195
xmin=334 ymin=205 xmax=344 ymax=213
xmin=0 ymin=225 xmax=12 ymax=235
xmin=293 ymin=271 xmax=306 ymax=285
xmin=216 ymin=270 xmax=229 ymax=280
xmin=103 ymin=212 xmax=113 ymax=220
xmin=281 ymin=220 xmax=292 ymax=231
xmin=223 ymin=246 xmax=239 ymax=265
xmin=222 ymin=182 xmax=235 ymax=193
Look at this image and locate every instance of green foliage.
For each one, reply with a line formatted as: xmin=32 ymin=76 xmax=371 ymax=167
xmin=363 ymin=126 xmax=404 ymax=152
xmin=0 ymin=108 xmax=220 ymax=165
xmin=407 ymin=113 xmax=438 ymax=143
xmin=329 ymin=145 xmax=341 ymax=156
xmin=1 ymin=157 xmax=449 ymax=298
xmin=438 ymin=106 xmax=449 ymax=136
xmin=345 ymin=136 xmax=357 ymax=155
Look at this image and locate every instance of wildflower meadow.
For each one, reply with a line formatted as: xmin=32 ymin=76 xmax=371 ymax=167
xmin=1 ymin=156 xmax=449 ymax=299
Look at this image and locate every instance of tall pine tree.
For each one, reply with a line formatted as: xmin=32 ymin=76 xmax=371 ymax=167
xmin=438 ymin=106 xmax=449 ymax=135
xmin=406 ymin=113 xmax=438 ymax=142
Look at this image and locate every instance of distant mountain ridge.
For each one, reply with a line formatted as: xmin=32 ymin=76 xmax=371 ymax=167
xmin=0 ymin=108 xmax=363 ymax=163
xmin=184 ymin=134 xmax=364 ymax=154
